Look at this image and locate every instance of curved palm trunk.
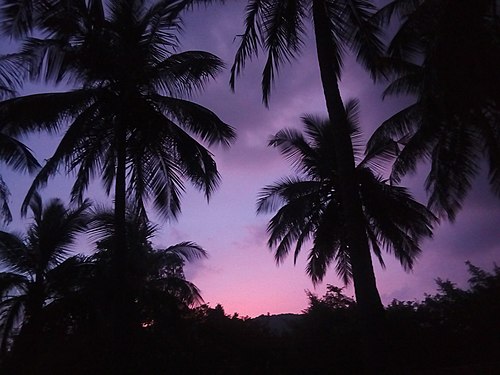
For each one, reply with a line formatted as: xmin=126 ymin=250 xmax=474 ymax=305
xmin=312 ymin=0 xmax=388 ymax=370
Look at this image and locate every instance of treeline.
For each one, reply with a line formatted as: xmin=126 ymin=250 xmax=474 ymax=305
xmin=185 ymin=263 xmax=500 ymax=374
xmin=183 ymin=263 xmax=500 ymax=374
xmin=4 ymin=262 xmax=498 ymax=374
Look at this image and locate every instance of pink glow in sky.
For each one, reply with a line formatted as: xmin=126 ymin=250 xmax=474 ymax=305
xmin=1 ymin=1 xmax=499 ymax=318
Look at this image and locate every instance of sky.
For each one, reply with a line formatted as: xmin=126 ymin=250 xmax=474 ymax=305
xmin=1 ymin=1 xmax=500 ymax=318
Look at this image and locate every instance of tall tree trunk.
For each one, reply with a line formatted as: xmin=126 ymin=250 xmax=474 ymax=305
xmin=112 ymin=115 xmax=135 ymax=373
xmin=114 ymin=117 xmax=127 ymax=257
xmin=312 ymin=0 xmax=389 ymax=371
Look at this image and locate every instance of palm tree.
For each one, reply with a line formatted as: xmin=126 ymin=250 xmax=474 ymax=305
xmin=258 ymin=101 xmax=435 ymax=292
xmin=368 ymin=0 xmax=500 ymax=220
xmin=230 ymin=0 xmax=387 ymax=334
xmin=0 ymin=0 xmax=235 ymax=256
xmin=0 ymin=193 xmax=91 ymax=358
xmin=45 ymin=205 xmax=207 ymax=373
xmin=87 ymin=205 xmax=207 ymax=325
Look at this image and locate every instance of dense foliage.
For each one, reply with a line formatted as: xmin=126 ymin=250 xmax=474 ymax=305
xmin=2 ymin=262 xmax=497 ymax=374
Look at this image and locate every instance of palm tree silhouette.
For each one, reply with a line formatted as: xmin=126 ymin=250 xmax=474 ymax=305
xmin=45 ymin=205 xmax=207 ymax=373
xmin=368 ymin=0 xmax=500 ymax=220
xmin=230 ymin=0 xmax=390 ymax=346
xmin=87 ymin=205 xmax=207 ymax=325
xmin=258 ymin=101 xmax=435 ymax=288
xmin=0 ymin=193 xmax=90 ymax=358
xmin=0 ymin=0 xmax=235 ymax=254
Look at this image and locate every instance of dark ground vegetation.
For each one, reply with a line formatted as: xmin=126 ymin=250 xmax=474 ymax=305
xmin=1 ymin=262 xmax=498 ymax=374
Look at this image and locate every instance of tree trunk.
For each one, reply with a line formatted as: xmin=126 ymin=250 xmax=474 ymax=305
xmin=114 ymin=116 xmax=127 ymax=257
xmin=312 ymin=0 xmax=389 ymax=371
xmin=112 ymin=113 xmax=135 ymax=373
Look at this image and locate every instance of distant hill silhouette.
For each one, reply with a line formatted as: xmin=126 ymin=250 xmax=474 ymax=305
xmin=252 ymin=313 xmax=303 ymax=334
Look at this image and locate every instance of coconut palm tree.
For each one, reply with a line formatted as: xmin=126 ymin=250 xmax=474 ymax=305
xmin=40 ymin=205 xmax=207 ymax=374
xmin=368 ymin=0 xmax=500 ymax=221
xmin=87 ymin=205 xmax=207 ymax=324
xmin=230 ymin=0 xmax=388 ymax=330
xmin=0 ymin=0 xmax=235 ymax=257
xmin=258 ymin=100 xmax=436 ymax=291
xmin=0 ymin=193 xmax=91 ymax=357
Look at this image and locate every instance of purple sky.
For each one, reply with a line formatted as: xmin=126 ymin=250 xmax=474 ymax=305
xmin=2 ymin=1 xmax=500 ymax=317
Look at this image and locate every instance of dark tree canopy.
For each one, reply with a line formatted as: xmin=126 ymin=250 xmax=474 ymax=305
xmin=369 ymin=0 xmax=500 ymax=220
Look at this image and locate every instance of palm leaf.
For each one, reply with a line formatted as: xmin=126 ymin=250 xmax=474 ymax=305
xmin=151 ymin=51 xmax=225 ymax=97
xmin=426 ymin=125 xmax=481 ymax=220
xmin=152 ymin=95 xmax=236 ymax=147
xmin=0 ymin=131 xmax=40 ymax=173
xmin=0 ymin=295 xmax=26 ymax=354
xmin=359 ymin=167 xmax=435 ymax=270
xmin=162 ymin=242 xmax=208 ymax=262
xmin=342 ymin=0 xmax=384 ymax=79
xmin=0 ymin=176 xmax=12 ymax=224
xmin=0 ymin=0 xmax=35 ymax=37
xmin=0 ymin=232 xmax=31 ymax=274
xmin=257 ymin=177 xmax=321 ymax=214
xmin=0 ymin=89 xmax=97 ymax=137
xmin=261 ymin=0 xmax=306 ymax=105
xmin=230 ymin=0 xmax=266 ymax=91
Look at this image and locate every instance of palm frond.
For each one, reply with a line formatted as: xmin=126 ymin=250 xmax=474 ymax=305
xmin=265 ymin=189 xmax=323 ymax=264
xmin=360 ymin=138 xmax=400 ymax=176
xmin=152 ymin=95 xmax=236 ymax=147
xmin=0 ymin=231 xmax=30 ymax=274
xmin=0 ymin=295 xmax=25 ymax=354
xmin=0 ymin=90 xmax=97 ymax=137
xmin=307 ymin=200 xmax=345 ymax=284
xmin=152 ymin=51 xmax=225 ymax=97
xmin=359 ymin=167 xmax=436 ymax=270
xmin=142 ymin=0 xmax=183 ymax=53
xmin=342 ymin=0 xmax=385 ymax=79
xmin=0 ymin=272 xmax=28 ymax=297
xmin=230 ymin=0 xmax=266 ymax=91
xmin=0 ymin=176 xmax=12 ymax=224
xmin=257 ymin=177 xmax=321 ymax=214
xmin=69 ymin=119 xmax=114 ymax=205
xmin=367 ymin=103 xmax=421 ymax=152
xmin=26 ymin=193 xmax=92 ymax=268
xmin=389 ymin=120 xmax=437 ymax=183
xmin=154 ymin=276 xmax=204 ymax=306
xmin=269 ymin=127 xmax=318 ymax=174
xmin=0 ymin=54 xmax=27 ymax=98
xmin=20 ymin=106 xmax=103 ymax=215
xmin=426 ymin=126 xmax=481 ymax=221
xmin=0 ymin=131 xmax=40 ymax=173
xmin=373 ymin=0 xmax=421 ymax=26
xmin=0 ymin=0 xmax=35 ymax=37
xmin=162 ymin=241 xmax=208 ymax=262
xmin=382 ymin=65 xmax=423 ymax=98
xmin=261 ymin=0 xmax=307 ymax=105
